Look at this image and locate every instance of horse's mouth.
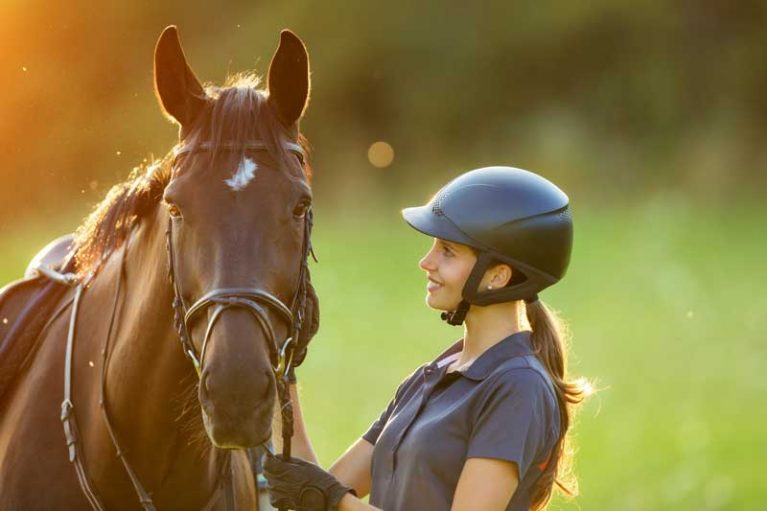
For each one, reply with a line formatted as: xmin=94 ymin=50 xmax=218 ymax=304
xmin=201 ymin=407 xmax=273 ymax=449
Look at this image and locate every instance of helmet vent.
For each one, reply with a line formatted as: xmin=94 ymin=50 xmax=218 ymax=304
xmin=431 ymin=188 xmax=453 ymax=217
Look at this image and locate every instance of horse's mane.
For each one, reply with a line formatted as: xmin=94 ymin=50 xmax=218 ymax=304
xmin=73 ymin=73 xmax=312 ymax=279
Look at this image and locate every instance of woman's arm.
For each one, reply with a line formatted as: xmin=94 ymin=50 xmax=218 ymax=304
xmin=329 ymin=438 xmax=374 ymax=498
xmin=272 ymin=385 xmax=375 ymax=497
xmin=271 ymin=384 xmax=319 ymax=464
xmin=335 ymin=454 xmax=519 ymax=511
xmin=263 ymin=440 xmax=378 ymax=511
xmin=450 ymin=458 xmax=519 ymax=511
xmin=337 ymin=492 xmax=381 ymax=511
xmin=332 ymin=441 xmax=381 ymax=511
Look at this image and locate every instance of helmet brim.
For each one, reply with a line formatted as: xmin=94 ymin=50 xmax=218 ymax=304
xmin=401 ymin=206 xmax=480 ymax=248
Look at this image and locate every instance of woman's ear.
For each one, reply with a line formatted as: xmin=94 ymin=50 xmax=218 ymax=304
xmin=488 ymin=263 xmax=513 ymax=289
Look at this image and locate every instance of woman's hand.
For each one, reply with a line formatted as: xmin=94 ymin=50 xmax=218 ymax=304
xmin=264 ymin=454 xmax=355 ymax=511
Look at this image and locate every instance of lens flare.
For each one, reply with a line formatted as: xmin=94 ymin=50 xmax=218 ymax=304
xmin=367 ymin=141 xmax=394 ymax=168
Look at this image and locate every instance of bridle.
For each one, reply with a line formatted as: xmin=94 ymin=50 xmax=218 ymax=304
xmin=168 ymin=138 xmax=314 ymax=457
xmin=54 ymin=139 xmax=314 ymax=511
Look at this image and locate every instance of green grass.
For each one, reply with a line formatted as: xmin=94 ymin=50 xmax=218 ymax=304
xmin=2 ymin=197 xmax=764 ymax=510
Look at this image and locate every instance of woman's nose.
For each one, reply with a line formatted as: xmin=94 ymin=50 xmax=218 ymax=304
xmin=419 ymin=249 xmax=437 ymax=271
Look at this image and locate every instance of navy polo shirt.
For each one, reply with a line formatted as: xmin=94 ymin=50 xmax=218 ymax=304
xmin=362 ymin=331 xmax=560 ymax=511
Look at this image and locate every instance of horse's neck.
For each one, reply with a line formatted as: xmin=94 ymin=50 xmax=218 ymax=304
xmin=80 ymin=205 xmax=219 ymax=501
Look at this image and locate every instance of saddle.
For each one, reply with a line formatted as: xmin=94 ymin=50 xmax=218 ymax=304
xmin=0 ymin=234 xmax=75 ymax=404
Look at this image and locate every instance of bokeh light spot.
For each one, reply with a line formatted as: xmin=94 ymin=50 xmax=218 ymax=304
xmin=368 ymin=141 xmax=394 ymax=168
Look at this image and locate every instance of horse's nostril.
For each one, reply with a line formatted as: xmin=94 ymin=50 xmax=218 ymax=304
xmin=200 ymin=368 xmax=274 ymax=407
xmin=200 ymin=371 xmax=211 ymax=401
xmin=262 ymin=369 xmax=275 ymax=400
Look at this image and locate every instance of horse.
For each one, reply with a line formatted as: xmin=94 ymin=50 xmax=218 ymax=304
xmin=0 ymin=25 xmax=318 ymax=510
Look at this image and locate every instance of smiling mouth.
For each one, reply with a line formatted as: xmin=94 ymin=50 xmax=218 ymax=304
xmin=427 ymin=277 xmax=443 ymax=292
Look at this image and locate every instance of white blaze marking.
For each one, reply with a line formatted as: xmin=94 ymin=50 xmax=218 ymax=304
xmin=225 ymin=157 xmax=258 ymax=191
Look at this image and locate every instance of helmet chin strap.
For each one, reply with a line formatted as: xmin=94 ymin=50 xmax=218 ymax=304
xmin=440 ymin=251 xmax=540 ymax=326
xmin=440 ymin=252 xmax=493 ymax=326
xmin=440 ymin=301 xmax=471 ymax=326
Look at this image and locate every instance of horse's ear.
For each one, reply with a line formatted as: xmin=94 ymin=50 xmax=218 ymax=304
xmin=267 ymin=30 xmax=310 ymax=126
xmin=154 ymin=26 xmax=207 ymax=127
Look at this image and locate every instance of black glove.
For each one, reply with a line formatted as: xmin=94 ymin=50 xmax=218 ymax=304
xmin=263 ymin=454 xmax=354 ymax=511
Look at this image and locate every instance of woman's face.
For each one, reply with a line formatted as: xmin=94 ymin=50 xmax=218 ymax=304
xmin=418 ymin=238 xmax=477 ymax=311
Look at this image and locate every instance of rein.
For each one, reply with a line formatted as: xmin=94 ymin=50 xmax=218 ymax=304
xmin=49 ymin=139 xmax=313 ymax=510
xmin=59 ymin=241 xmax=228 ymax=511
xmin=165 ymin=209 xmax=314 ymax=458
xmin=167 ymin=140 xmax=313 ymax=466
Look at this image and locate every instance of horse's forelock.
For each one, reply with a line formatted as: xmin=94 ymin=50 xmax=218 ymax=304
xmin=199 ymin=76 xmax=312 ymax=184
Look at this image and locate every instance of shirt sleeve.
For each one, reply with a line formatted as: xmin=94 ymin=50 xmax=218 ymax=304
xmin=362 ymin=365 xmax=423 ymax=445
xmin=466 ymin=369 xmax=557 ymax=480
xmin=362 ymin=396 xmax=396 ymax=445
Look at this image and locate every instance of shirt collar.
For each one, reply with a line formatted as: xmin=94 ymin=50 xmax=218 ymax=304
xmin=432 ymin=330 xmax=535 ymax=382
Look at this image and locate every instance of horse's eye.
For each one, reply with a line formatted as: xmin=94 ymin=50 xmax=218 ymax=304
xmin=166 ymin=202 xmax=182 ymax=218
xmin=293 ymin=202 xmax=309 ymax=219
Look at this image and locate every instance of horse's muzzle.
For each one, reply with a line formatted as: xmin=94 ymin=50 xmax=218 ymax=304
xmin=199 ymin=367 xmax=275 ymax=448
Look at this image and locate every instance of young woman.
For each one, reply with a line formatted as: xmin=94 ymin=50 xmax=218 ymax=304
xmin=265 ymin=166 xmax=590 ymax=511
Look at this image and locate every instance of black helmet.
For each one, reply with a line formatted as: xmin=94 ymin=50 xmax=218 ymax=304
xmin=402 ymin=166 xmax=573 ymax=325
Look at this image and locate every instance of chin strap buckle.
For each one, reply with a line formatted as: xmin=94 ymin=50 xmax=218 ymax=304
xmin=441 ymin=300 xmax=470 ymax=326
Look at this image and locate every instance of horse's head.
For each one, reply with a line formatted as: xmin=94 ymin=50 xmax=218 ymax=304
xmin=154 ymin=26 xmax=312 ymax=448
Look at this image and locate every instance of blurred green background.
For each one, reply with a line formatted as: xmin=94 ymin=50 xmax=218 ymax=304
xmin=1 ymin=1 xmax=765 ymax=509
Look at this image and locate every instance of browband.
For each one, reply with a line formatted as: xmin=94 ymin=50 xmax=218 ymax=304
xmin=173 ymin=140 xmax=305 ymax=160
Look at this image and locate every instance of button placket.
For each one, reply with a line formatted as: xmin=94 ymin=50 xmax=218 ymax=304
xmin=391 ymin=364 xmax=444 ymax=455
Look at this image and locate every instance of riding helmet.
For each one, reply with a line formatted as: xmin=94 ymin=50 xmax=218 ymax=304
xmin=402 ymin=166 xmax=573 ymax=325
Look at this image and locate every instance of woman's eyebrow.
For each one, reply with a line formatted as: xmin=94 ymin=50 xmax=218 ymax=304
xmin=439 ymin=240 xmax=459 ymax=251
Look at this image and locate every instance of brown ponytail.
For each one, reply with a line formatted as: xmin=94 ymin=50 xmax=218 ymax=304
xmin=525 ymin=300 xmax=590 ymax=511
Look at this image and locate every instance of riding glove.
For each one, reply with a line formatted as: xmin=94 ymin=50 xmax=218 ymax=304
xmin=263 ymin=454 xmax=354 ymax=511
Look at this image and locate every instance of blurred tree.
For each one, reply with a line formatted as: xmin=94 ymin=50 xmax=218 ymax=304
xmin=0 ymin=0 xmax=765 ymax=224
